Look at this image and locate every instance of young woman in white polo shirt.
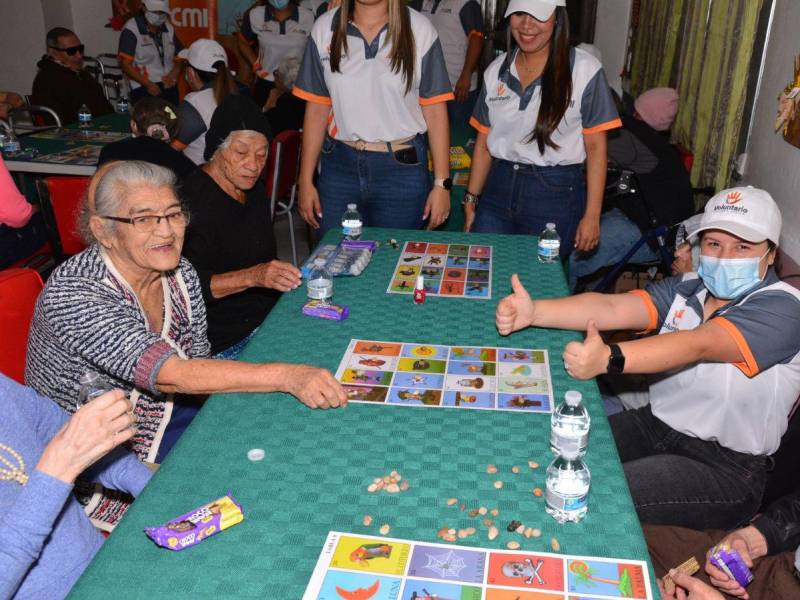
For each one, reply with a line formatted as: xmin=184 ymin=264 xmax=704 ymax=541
xmin=173 ymin=39 xmax=239 ymax=165
xmin=464 ymin=0 xmax=620 ymax=258
xmin=293 ymin=0 xmax=454 ymax=236
xmin=238 ymin=0 xmax=315 ymax=108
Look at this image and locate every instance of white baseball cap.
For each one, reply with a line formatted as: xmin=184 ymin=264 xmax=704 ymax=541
xmin=504 ymin=0 xmax=566 ymax=20
xmin=689 ymin=186 xmax=782 ymax=245
xmin=143 ymin=0 xmax=169 ymax=12
xmin=178 ymin=39 xmax=228 ymax=73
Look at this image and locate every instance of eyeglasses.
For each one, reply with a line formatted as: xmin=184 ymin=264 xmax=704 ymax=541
xmin=49 ymin=44 xmax=85 ymax=56
xmin=101 ymin=211 xmax=190 ymax=232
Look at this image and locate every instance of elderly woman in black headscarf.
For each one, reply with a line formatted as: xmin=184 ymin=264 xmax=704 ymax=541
xmin=181 ymin=94 xmax=302 ymax=358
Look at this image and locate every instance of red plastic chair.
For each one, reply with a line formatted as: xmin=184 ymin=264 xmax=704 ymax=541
xmin=43 ymin=176 xmax=90 ymax=259
xmin=0 ymin=268 xmax=44 ymax=383
xmin=264 ymin=129 xmax=302 ymax=265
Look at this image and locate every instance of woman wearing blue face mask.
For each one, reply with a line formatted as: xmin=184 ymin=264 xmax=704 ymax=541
xmin=237 ymin=0 xmax=314 ymax=109
xmin=118 ymin=0 xmax=184 ymax=105
xmin=492 ymin=185 xmax=800 ymax=531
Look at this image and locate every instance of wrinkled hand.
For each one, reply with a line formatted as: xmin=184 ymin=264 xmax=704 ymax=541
xmin=284 ymin=365 xmax=347 ymax=409
xmin=299 ymin=182 xmax=322 ymax=229
xmin=705 ymin=527 xmax=763 ymax=599
xmin=423 ymin=186 xmax=450 ymax=230
xmin=454 ymin=74 xmax=471 ymax=103
xmin=251 ymin=260 xmax=302 ymax=292
xmin=496 ymin=274 xmax=536 ymax=335
xmin=562 ymin=320 xmax=609 ymax=379
xmin=36 ymin=390 xmax=136 ymax=484
xmin=658 ymin=570 xmax=725 ymax=600
xmin=463 ymin=202 xmax=476 ymax=232
xmin=672 ymin=242 xmax=693 ymax=274
xmin=146 ymin=82 xmax=161 ymax=96
xmin=574 ymin=215 xmax=600 ymax=252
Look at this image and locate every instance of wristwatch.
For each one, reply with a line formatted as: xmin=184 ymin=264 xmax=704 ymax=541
xmin=462 ymin=191 xmax=480 ymax=206
xmin=606 ymin=343 xmax=625 ymax=375
xmin=433 ymin=177 xmax=453 ymax=191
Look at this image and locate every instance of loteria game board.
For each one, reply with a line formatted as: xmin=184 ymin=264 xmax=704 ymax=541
xmin=303 ymin=531 xmax=654 ymax=599
xmin=335 ymin=339 xmax=554 ymax=414
xmin=32 ymin=144 xmax=102 ymax=165
xmin=30 ymin=129 xmax=130 ymax=143
xmin=387 ymin=241 xmax=492 ymax=299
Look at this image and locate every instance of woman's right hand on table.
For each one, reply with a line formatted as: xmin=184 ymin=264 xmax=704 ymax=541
xmin=36 ymin=390 xmax=136 ymax=484
xmin=284 ymin=365 xmax=347 ymax=409
xmin=299 ymin=182 xmax=322 ymax=229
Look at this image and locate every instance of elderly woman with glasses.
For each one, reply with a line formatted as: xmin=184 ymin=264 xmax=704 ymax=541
xmin=181 ymin=94 xmax=303 ymax=358
xmin=26 ymin=160 xmax=346 ymax=472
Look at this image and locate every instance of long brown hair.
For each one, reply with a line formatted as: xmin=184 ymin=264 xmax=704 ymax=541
xmin=508 ymin=7 xmax=572 ymax=153
xmin=330 ymin=0 xmax=415 ymax=94
xmin=193 ymin=61 xmax=239 ymax=106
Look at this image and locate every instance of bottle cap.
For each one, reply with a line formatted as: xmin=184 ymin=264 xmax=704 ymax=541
xmin=546 ymin=222 xmax=556 ymax=230
xmin=247 ymin=448 xmax=265 ymax=461
xmin=564 ymin=390 xmax=582 ymax=407
xmin=415 ymin=275 xmax=424 ymax=289
xmin=347 ymin=203 xmax=357 ymax=210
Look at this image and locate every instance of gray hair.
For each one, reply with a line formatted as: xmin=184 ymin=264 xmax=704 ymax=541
xmin=79 ymin=160 xmax=177 ymax=244
xmin=212 ymin=130 xmax=266 ymax=160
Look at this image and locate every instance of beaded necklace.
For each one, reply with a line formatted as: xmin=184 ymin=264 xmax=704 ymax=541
xmin=0 ymin=443 xmax=29 ymax=485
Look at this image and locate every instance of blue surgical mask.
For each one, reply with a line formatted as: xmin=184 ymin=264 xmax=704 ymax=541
xmin=697 ymin=250 xmax=768 ymax=300
xmin=268 ymin=0 xmax=290 ymax=9
xmin=145 ymin=11 xmax=168 ymax=26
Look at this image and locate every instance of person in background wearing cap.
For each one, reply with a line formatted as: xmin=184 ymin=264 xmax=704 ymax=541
xmin=181 ymin=95 xmax=303 ymax=358
xmin=32 ymin=27 xmax=114 ymax=125
xmin=99 ymin=96 xmax=196 ymax=182
xmin=568 ymin=87 xmax=694 ymax=291
xmin=237 ymin=0 xmax=314 ymax=109
xmin=410 ymin=0 xmax=485 ymax=129
xmin=118 ymin=0 xmax=184 ymax=106
xmin=464 ymin=0 xmax=619 ymax=259
xmin=293 ymin=0 xmax=454 ymax=236
xmin=173 ymin=38 xmax=239 ymax=165
xmin=495 ymin=187 xmax=800 ymax=530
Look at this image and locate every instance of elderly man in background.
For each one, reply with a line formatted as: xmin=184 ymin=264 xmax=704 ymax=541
xmin=31 ymin=27 xmax=113 ymax=125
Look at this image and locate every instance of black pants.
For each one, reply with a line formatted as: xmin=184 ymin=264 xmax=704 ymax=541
xmin=609 ymin=406 xmax=767 ymax=530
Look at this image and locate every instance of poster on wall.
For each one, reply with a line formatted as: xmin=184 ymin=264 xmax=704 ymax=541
xmin=774 ymin=55 xmax=800 ymax=149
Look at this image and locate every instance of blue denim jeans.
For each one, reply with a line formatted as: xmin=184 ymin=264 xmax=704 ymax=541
xmin=568 ymin=208 xmax=660 ymax=291
xmin=472 ymin=160 xmax=586 ymax=259
xmin=317 ymin=135 xmax=431 ymax=238
xmin=609 ymin=405 xmax=767 ymax=530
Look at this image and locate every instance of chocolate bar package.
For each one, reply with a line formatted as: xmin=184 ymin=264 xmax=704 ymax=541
xmin=145 ymin=493 xmax=244 ymax=551
xmin=709 ymin=544 xmax=754 ymax=587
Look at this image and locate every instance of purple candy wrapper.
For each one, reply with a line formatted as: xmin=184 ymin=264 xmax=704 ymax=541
xmin=144 ymin=493 xmax=244 ymax=551
xmin=302 ymin=300 xmax=349 ymax=320
xmin=341 ymin=239 xmax=379 ymax=252
xmin=709 ymin=545 xmax=754 ymax=587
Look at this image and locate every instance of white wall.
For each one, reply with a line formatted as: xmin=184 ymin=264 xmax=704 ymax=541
xmin=70 ymin=0 xmax=120 ymax=58
xmin=0 ymin=1 xmax=47 ymax=95
xmin=593 ymin=0 xmax=631 ymax=96
xmin=744 ymin=0 xmax=800 ymax=261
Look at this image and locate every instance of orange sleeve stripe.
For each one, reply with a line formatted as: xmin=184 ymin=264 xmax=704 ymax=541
xmin=469 ymin=116 xmax=490 ymax=135
xmin=467 ymin=30 xmax=484 ymax=39
xmin=583 ymin=118 xmax=623 ymax=135
xmin=419 ymin=92 xmax=455 ymax=106
xmin=172 ymin=140 xmax=188 ymax=151
xmin=292 ymin=87 xmax=332 ymax=105
xmin=118 ymin=52 xmax=135 ymax=62
xmin=713 ymin=317 xmax=760 ymax=377
xmin=628 ymin=289 xmax=658 ymax=333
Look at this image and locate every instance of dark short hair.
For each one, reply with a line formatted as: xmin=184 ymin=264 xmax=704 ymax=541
xmin=46 ymin=27 xmax=76 ymax=48
xmin=131 ymin=96 xmax=179 ymax=140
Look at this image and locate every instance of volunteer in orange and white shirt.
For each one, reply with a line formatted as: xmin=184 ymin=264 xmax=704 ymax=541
xmin=464 ymin=0 xmax=620 ymax=259
xmin=293 ymin=0 xmax=454 ymax=237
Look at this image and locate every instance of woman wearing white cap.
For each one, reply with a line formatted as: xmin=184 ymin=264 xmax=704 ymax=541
xmin=173 ymin=39 xmax=239 ymax=165
xmin=464 ymin=0 xmax=620 ymax=258
xmin=495 ymin=186 xmax=800 ymax=531
xmin=118 ymin=0 xmax=184 ymax=106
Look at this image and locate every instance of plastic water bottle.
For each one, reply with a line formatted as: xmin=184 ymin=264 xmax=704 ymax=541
xmin=2 ymin=130 xmax=21 ymax=157
xmin=341 ymin=203 xmax=362 ymax=240
xmin=78 ymin=103 xmax=92 ymax=127
xmin=537 ymin=222 xmax=560 ymax=263
xmin=77 ymin=370 xmax=114 ymax=406
xmin=545 ymin=450 xmax=591 ymax=523
xmin=116 ymin=96 xmax=129 ymax=114
xmin=307 ymin=258 xmax=333 ymax=306
xmin=550 ymin=390 xmax=590 ymax=456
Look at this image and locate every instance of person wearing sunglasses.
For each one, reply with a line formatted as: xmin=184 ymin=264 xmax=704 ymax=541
xmin=31 ymin=27 xmax=113 ymax=125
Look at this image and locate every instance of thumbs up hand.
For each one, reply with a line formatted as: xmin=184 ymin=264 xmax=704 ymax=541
xmin=562 ymin=320 xmax=610 ymax=379
xmin=496 ymin=274 xmax=536 ymax=336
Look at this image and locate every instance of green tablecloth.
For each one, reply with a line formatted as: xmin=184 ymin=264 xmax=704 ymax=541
xmin=70 ymin=228 xmax=657 ymax=599
xmin=16 ymin=112 xmax=130 ymax=159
